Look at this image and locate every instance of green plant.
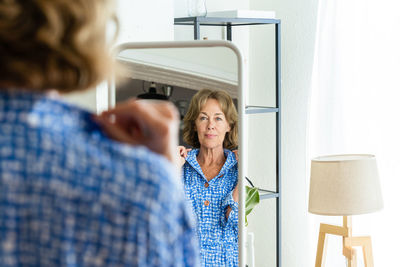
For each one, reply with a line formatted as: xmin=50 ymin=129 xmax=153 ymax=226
xmin=245 ymin=185 xmax=260 ymax=226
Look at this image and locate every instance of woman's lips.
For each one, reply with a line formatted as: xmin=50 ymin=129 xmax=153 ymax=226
xmin=205 ymin=134 xmax=216 ymax=138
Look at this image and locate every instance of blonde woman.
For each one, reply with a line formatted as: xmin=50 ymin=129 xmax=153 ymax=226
xmin=0 ymin=1 xmax=199 ymax=266
xmin=178 ymin=89 xmax=239 ymax=267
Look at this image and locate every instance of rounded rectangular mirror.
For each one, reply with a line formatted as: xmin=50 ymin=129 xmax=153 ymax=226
xmin=108 ymin=41 xmax=247 ymax=267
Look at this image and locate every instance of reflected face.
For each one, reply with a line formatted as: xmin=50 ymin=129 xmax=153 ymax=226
xmin=195 ymin=99 xmax=230 ymax=149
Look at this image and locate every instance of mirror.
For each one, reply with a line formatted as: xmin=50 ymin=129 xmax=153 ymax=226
xmin=115 ymin=45 xmax=239 ymax=146
xmin=110 ymin=41 xmax=247 ymax=266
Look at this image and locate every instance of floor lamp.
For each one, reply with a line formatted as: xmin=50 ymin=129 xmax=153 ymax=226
xmin=308 ymin=154 xmax=383 ymax=267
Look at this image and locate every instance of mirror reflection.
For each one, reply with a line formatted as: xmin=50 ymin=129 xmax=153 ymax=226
xmin=116 ymin=47 xmax=239 ymax=266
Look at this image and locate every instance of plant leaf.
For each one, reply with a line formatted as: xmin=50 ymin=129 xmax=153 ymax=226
xmin=245 ymin=186 xmax=260 ymax=227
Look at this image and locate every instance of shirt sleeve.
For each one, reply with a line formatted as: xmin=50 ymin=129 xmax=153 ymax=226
xmin=220 ymin=190 xmax=239 ymax=233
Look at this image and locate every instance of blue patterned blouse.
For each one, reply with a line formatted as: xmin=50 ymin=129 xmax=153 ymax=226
xmin=0 ymin=90 xmax=200 ymax=267
xmin=182 ymin=149 xmax=238 ymax=267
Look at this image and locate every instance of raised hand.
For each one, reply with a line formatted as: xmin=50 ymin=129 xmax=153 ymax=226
xmin=94 ymin=99 xmax=180 ymax=169
xmin=177 ymin=146 xmax=192 ymax=168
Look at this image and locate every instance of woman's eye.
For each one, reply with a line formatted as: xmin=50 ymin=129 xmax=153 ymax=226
xmin=200 ymin=117 xmax=207 ymax=121
xmin=216 ymin=117 xmax=223 ymax=121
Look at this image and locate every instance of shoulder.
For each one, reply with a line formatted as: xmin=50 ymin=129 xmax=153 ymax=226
xmin=109 ymin=142 xmax=178 ymax=185
xmin=224 ymin=149 xmax=238 ymax=166
xmin=1 ymin=91 xmax=180 ymax=196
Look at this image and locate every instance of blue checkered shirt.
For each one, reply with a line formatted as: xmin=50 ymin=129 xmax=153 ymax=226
xmin=0 ymin=90 xmax=200 ymax=267
xmin=182 ymin=149 xmax=238 ymax=267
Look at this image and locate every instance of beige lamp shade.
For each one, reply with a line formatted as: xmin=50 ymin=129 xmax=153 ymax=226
xmin=308 ymin=154 xmax=383 ymax=216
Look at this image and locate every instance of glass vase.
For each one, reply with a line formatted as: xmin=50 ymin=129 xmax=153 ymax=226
xmin=187 ymin=0 xmax=207 ymax=17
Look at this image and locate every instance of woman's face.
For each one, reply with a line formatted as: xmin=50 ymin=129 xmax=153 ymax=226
xmin=195 ymin=99 xmax=230 ymax=149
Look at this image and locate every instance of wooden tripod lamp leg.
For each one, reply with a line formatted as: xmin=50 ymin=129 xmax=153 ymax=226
xmin=350 ymin=249 xmax=358 ymax=267
xmin=343 ymin=246 xmax=357 ymax=267
xmin=315 ymin=224 xmax=328 ymax=267
xmin=345 ymin=236 xmax=374 ymax=267
xmin=314 ymin=217 xmax=375 ymax=267
xmin=362 ymin=237 xmax=374 ymax=267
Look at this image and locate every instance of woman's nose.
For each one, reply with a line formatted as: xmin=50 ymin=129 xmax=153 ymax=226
xmin=207 ymin=121 xmax=215 ymax=129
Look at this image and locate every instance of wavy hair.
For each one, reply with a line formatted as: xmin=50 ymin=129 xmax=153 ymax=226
xmin=183 ymin=89 xmax=238 ymax=150
xmin=0 ymin=0 xmax=118 ymax=92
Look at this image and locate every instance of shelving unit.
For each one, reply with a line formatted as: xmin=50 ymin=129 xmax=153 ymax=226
xmin=175 ymin=16 xmax=282 ymax=267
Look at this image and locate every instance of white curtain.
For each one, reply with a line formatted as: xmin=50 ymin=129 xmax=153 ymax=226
xmin=309 ymin=0 xmax=400 ymax=265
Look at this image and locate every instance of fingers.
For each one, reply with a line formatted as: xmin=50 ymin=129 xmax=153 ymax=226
xmin=101 ymin=99 xmax=179 ymax=143
xmin=94 ymin=99 xmax=180 ymax=165
xmin=102 ymin=99 xmax=178 ymax=132
xmin=93 ymin=115 xmax=139 ymax=145
xmin=177 ymin=146 xmax=186 ymax=168
xmin=177 ymin=146 xmax=189 ymax=158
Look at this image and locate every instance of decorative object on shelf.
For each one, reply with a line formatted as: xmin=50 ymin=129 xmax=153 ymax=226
xmin=187 ymin=0 xmax=207 ymax=17
xmin=308 ymin=154 xmax=383 ymax=267
xmin=206 ymin=9 xmax=276 ymax=19
xmin=137 ymin=82 xmax=169 ymax=100
xmin=162 ymin=85 xmax=173 ymax=99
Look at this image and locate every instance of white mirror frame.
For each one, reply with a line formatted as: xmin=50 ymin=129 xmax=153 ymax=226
xmin=108 ymin=40 xmax=247 ymax=267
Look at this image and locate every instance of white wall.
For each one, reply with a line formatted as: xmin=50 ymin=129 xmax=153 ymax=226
xmin=246 ymin=0 xmax=319 ymax=266
xmin=62 ymin=0 xmax=174 ymax=112
xmin=174 ymin=1 xmax=320 ymax=266
xmin=116 ymin=0 xmax=174 ymax=44
xmin=174 ymin=0 xmax=249 ymax=18
xmin=174 ymin=0 xmax=249 ymax=72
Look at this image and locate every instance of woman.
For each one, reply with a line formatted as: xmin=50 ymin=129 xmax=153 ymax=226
xmin=178 ymin=89 xmax=239 ymax=267
xmin=0 ymin=1 xmax=199 ymax=266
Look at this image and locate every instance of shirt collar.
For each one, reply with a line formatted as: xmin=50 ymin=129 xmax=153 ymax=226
xmin=185 ymin=148 xmax=237 ymax=180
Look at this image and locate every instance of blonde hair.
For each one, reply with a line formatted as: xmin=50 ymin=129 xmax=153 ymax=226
xmin=183 ymin=89 xmax=238 ymax=150
xmin=0 ymin=0 xmax=118 ymax=92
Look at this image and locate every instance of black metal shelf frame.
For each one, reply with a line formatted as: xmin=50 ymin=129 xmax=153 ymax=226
xmin=258 ymin=189 xmax=280 ymax=200
xmin=245 ymin=106 xmax=279 ymax=114
xmin=175 ymin=16 xmax=281 ymax=267
xmin=175 ymin=17 xmax=280 ymax=41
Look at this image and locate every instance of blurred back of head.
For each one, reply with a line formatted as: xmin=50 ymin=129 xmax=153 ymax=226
xmin=0 ymin=0 xmax=118 ymax=92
